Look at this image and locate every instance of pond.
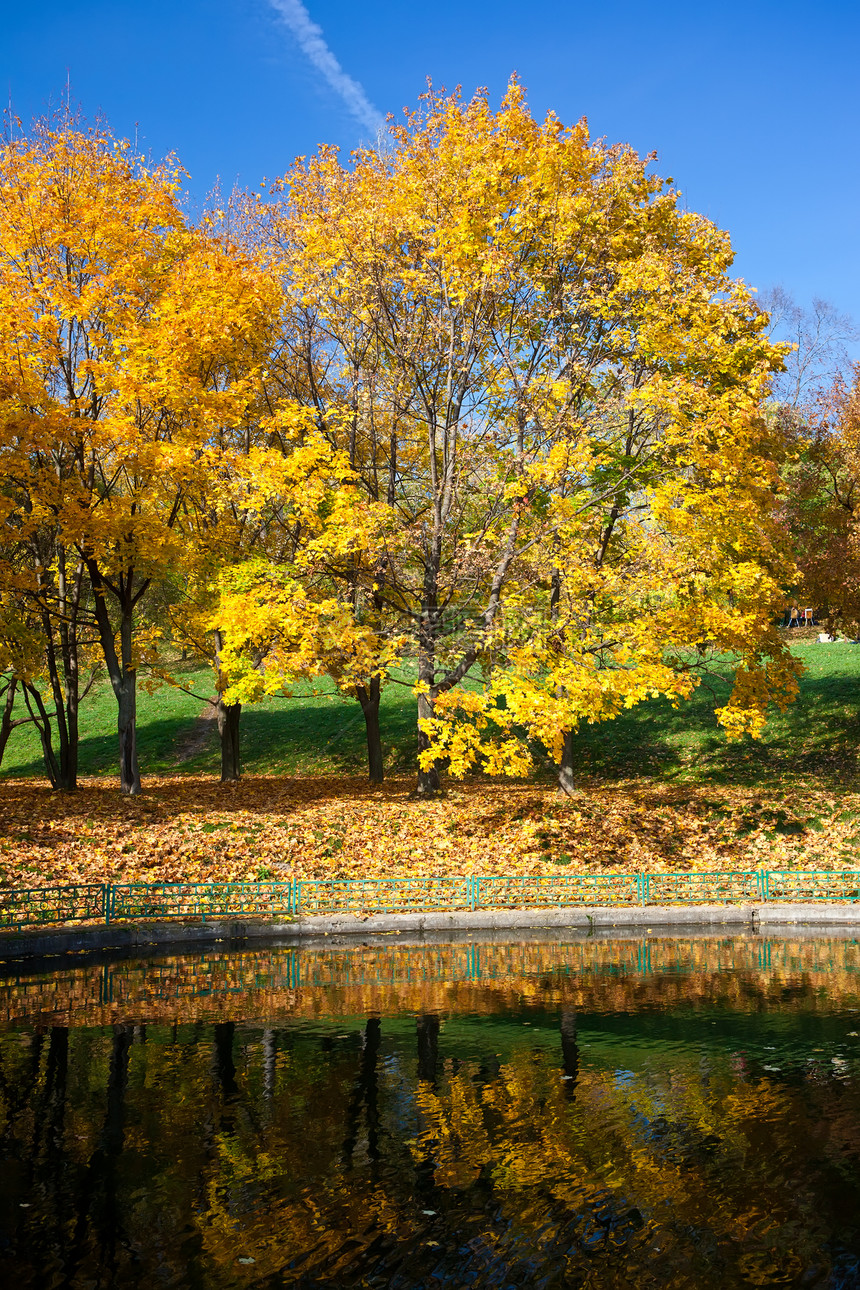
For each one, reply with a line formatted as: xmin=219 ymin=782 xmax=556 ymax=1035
xmin=2 ymin=931 xmax=860 ymax=1287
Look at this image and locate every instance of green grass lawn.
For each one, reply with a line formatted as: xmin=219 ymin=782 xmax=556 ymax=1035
xmin=571 ymin=640 xmax=860 ymax=789
xmin=0 ymin=664 xmax=423 ymax=780
xmin=1 ymin=640 xmax=858 ymax=789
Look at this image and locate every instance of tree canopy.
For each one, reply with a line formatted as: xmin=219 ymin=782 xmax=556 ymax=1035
xmin=0 ymin=89 xmax=805 ymax=795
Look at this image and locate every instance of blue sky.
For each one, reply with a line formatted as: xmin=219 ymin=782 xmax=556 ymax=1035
xmin=3 ymin=0 xmax=859 ymax=319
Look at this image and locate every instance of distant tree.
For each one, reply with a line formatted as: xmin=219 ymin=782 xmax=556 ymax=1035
xmin=760 ymin=287 xmax=858 ymax=412
xmin=760 ymin=289 xmax=860 ymax=631
xmin=784 ymin=364 xmax=860 ymax=633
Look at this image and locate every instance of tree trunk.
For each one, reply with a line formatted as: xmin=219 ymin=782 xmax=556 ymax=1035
xmin=61 ymin=688 xmax=78 ymax=790
xmin=0 ymin=678 xmax=17 ymax=768
xmin=56 ymin=549 xmax=81 ymax=791
xmin=22 ymin=681 xmax=62 ymax=789
xmin=89 ymin=562 xmax=142 ymax=795
xmin=117 ymin=667 xmax=140 ymax=796
xmin=551 ymin=567 xmax=577 ymax=799
xmin=356 ymin=677 xmax=383 ymax=783
xmin=216 ymin=698 xmax=241 ymax=782
xmin=417 ymin=623 xmax=441 ymax=794
xmin=417 ymin=689 xmax=440 ymax=795
xmin=41 ymin=611 xmax=72 ymax=786
xmin=557 ymin=729 xmax=576 ymax=797
xmin=116 ymin=605 xmax=141 ymax=795
xmin=417 ymin=1014 xmax=440 ymax=1085
xmin=212 ymin=629 xmax=241 ymax=783
xmin=18 ymin=547 xmax=85 ymax=790
xmin=560 ymin=1008 xmax=578 ymax=1098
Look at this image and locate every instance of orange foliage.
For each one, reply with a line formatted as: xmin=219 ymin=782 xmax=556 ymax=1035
xmin=0 ymin=773 xmax=857 ymax=889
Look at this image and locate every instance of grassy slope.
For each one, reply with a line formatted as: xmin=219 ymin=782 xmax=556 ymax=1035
xmin=574 ymin=640 xmax=860 ymax=790
xmin=4 ymin=638 xmax=860 ymax=888
xmin=0 ymin=665 xmax=423 ymax=781
xmin=1 ymin=639 xmax=858 ymax=791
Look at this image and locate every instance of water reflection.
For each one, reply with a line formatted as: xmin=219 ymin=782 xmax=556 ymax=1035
xmin=1 ymin=934 xmax=860 ymax=1286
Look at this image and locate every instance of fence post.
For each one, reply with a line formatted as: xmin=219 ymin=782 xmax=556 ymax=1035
xmin=104 ymin=883 xmax=111 ymax=926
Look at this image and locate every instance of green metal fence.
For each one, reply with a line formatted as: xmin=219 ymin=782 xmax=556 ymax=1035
xmin=0 ymin=883 xmax=109 ymax=928
xmin=1 ymin=869 xmax=860 ymax=931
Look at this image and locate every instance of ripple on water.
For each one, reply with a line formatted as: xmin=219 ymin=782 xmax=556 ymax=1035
xmin=1 ymin=934 xmax=860 ymax=1286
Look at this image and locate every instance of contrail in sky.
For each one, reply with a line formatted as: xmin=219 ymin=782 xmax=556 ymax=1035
xmin=267 ymin=0 xmax=385 ymax=137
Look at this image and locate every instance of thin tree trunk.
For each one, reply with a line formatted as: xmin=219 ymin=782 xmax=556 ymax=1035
xmin=550 ymin=567 xmax=577 ymax=798
xmin=558 ymin=729 xmax=576 ymax=797
xmin=41 ymin=612 xmax=79 ymax=791
xmin=417 ymin=622 xmax=440 ymax=794
xmin=41 ymin=609 xmax=72 ymax=785
xmin=62 ymin=685 xmax=79 ymax=791
xmin=22 ymin=681 xmax=61 ymax=788
xmin=117 ymin=666 xmax=139 ymax=795
xmin=417 ymin=692 xmax=440 ymax=794
xmin=117 ymin=607 xmax=140 ymax=794
xmin=213 ymin=629 xmax=241 ymax=783
xmin=0 ymin=678 xmax=17 ymax=768
xmin=89 ymin=562 xmax=142 ymax=795
xmin=355 ymin=677 xmax=383 ymax=783
xmin=57 ymin=548 xmax=81 ymax=790
xmin=21 ymin=547 xmax=83 ymax=789
xmin=216 ymin=698 xmax=241 ymax=782
xmin=560 ymin=1007 xmax=578 ymax=1098
xmin=417 ymin=1014 xmax=440 ymax=1086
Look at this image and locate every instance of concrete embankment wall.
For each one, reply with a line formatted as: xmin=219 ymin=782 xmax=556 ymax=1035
xmin=1 ymin=902 xmax=859 ymax=961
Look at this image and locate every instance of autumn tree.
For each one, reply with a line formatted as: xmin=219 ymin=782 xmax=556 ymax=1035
xmin=760 ymin=288 xmax=858 ymax=413
xmin=194 ymin=188 xmax=404 ymax=785
xmin=0 ymin=121 xmax=275 ymax=793
xmin=214 ymin=425 xmax=401 ymax=784
xmin=0 ymin=311 xmax=99 ymax=790
xmin=0 ymin=581 xmax=102 ymax=788
xmin=759 ymin=290 xmax=860 ymax=632
xmin=246 ymin=81 xmax=797 ymax=794
xmin=783 ymin=364 xmax=860 ymax=633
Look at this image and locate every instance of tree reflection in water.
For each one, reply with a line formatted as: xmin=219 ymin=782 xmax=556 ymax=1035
xmin=1 ymin=935 xmax=860 ymax=1286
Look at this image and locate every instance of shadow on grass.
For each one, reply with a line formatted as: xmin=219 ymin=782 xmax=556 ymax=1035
xmin=0 ymin=714 xmax=212 ymax=782
xmin=4 ymin=649 xmax=859 ymax=797
xmin=573 ymin=666 xmax=860 ymax=789
xmin=0 ymin=690 xmax=422 ymax=785
xmin=181 ymin=692 xmax=421 ymax=778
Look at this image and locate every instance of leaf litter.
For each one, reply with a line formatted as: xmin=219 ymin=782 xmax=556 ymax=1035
xmin=0 ymin=773 xmax=857 ymax=890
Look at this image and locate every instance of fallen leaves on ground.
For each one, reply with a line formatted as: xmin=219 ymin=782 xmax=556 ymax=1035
xmin=0 ymin=772 xmax=858 ymax=890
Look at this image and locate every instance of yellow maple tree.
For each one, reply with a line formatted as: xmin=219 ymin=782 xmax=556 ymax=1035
xmin=252 ymin=80 xmax=798 ymax=793
xmin=0 ymin=121 xmax=276 ymax=792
